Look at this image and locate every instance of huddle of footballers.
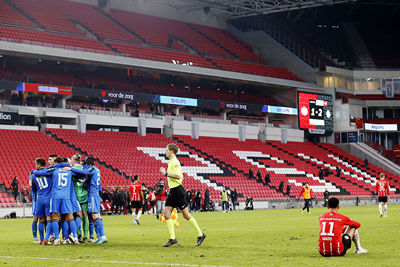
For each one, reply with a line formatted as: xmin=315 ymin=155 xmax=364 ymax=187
xmin=30 ymin=153 xmax=107 ymax=245
xmin=28 ymin=143 xmax=392 ymax=255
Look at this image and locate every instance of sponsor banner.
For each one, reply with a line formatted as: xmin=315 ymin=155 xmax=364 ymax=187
xmin=262 ymin=105 xmax=298 ymax=115
xmin=16 ymin=83 xmax=72 ymax=95
xmin=101 ymin=90 xmax=135 ymax=101
xmin=198 ymin=99 xmax=262 ymax=113
xmin=71 ymin=87 xmax=160 ymax=103
xmin=220 ymin=101 xmax=248 ymax=110
xmin=160 ymin=95 xmax=197 ymax=107
xmin=0 ymin=111 xmax=19 ymax=124
xmin=308 ymin=129 xmax=325 ymax=135
xmin=364 ymin=123 xmax=398 ymax=131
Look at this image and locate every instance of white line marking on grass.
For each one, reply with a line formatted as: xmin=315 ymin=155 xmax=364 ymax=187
xmin=0 ymin=256 xmax=231 ymax=267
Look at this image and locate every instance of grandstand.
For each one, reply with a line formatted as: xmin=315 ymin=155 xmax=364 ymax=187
xmin=1 ymin=0 xmax=400 ymax=213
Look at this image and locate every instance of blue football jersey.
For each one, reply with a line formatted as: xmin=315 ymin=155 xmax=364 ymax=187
xmin=31 ymin=168 xmax=52 ymax=200
xmin=29 ymin=169 xmax=36 ymax=201
xmin=33 ymin=162 xmax=70 ymax=177
xmin=51 ymin=168 xmax=73 ymax=200
xmin=88 ymin=166 xmax=101 ymax=196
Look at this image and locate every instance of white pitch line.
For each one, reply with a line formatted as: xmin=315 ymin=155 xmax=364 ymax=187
xmin=0 ymin=255 xmax=231 ymax=267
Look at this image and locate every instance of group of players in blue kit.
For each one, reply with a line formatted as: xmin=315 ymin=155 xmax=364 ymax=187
xmin=29 ymin=153 xmax=107 ymax=245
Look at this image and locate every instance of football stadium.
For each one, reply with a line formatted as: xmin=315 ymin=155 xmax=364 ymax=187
xmin=0 ymin=0 xmax=399 ymax=266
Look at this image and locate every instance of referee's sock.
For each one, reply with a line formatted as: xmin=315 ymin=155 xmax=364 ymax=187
xmin=166 ymin=219 xmax=176 ymax=239
xmin=188 ymin=217 xmax=202 ymax=237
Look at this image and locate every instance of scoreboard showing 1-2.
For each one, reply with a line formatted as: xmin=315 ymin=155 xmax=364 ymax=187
xmin=297 ymin=91 xmax=333 ymax=134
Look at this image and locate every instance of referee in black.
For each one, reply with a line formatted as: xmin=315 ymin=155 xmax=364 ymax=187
xmin=159 ymin=143 xmax=206 ymax=247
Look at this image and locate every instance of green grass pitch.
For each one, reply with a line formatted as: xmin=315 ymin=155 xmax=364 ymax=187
xmin=0 ymin=205 xmax=399 ymax=266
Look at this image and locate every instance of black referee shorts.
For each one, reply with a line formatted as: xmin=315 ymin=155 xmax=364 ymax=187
xmin=165 ymin=185 xmax=188 ymax=211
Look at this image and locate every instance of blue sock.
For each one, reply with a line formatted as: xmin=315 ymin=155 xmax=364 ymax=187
xmin=44 ymin=221 xmax=52 ymax=240
xmin=89 ymin=223 xmax=94 ymax=239
xmin=75 ymin=217 xmax=82 ymax=236
xmin=98 ymin=219 xmax=105 ymax=237
xmin=69 ymin=220 xmax=77 ymax=238
xmin=38 ymin=222 xmax=45 ymax=241
xmin=93 ymin=218 xmax=101 ymax=238
xmin=62 ymin=221 xmax=69 ymax=239
xmin=94 ymin=218 xmax=105 ymax=238
xmin=52 ymin=221 xmax=60 ymax=240
xmin=32 ymin=221 xmax=38 ymax=239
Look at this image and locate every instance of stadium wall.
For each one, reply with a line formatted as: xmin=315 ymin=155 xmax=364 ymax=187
xmin=262 ymin=126 xmax=304 ymax=142
xmin=170 ymin=120 xmax=259 ymax=139
xmin=0 ymin=125 xmax=38 ymax=131
xmin=333 ymin=100 xmax=362 ymax=132
xmin=228 ymin=24 xmax=318 ymax=83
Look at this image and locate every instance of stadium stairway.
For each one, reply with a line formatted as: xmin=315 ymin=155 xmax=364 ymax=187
xmin=173 ymin=135 xmax=290 ymax=200
xmin=264 ymin=141 xmax=364 ymax=198
xmin=94 ymin=7 xmax=148 ymax=45
xmin=173 ymin=135 xmax=400 ymax=199
xmin=347 ymin=142 xmax=400 ymax=177
xmin=0 ymin=0 xmax=303 ymax=81
xmin=47 ymin=130 xmax=229 ymax=200
xmin=187 ymin=24 xmax=239 ymax=59
xmin=3 ymin=0 xmax=43 ymax=28
xmin=270 ymin=141 xmax=400 ymax=196
xmin=46 ymin=130 xmax=132 ymax=188
xmin=317 ymin=143 xmax=400 ymax=195
xmin=68 ymin=19 xmax=120 ymax=54
xmin=0 ymin=129 xmax=130 ymax=201
xmin=165 ymin=35 xmax=221 ymax=69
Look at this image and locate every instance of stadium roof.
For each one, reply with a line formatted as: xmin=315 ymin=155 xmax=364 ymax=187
xmin=154 ymin=0 xmax=359 ymax=18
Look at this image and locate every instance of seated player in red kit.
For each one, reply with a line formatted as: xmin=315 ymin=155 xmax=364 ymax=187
xmin=318 ymin=197 xmax=368 ymax=256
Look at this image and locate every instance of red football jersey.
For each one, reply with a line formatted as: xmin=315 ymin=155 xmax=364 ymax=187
xmin=376 ymin=179 xmax=390 ymax=197
xmin=156 ymin=190 xmax=167 ymax=201
xmin=318 ymin=211 xmax=361 ymax=256
xmin=129 ymin=182 xmax=142 ymax=201
xmin=149 ymin=192 xmax=156 ymax=202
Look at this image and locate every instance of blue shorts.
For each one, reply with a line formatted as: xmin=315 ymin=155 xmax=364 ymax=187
xmin=72 ymin=199 xmax=82 ymax=214
xmin=88 ymin=195 xmax=101 ymax=214
xmin=34 ymin=198 xmax=51 ymax=217
xmin=50 ymin=198 xmax=72 ymax=215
